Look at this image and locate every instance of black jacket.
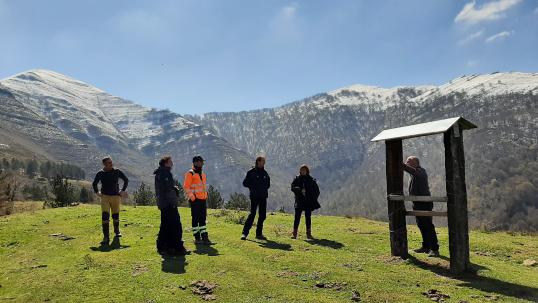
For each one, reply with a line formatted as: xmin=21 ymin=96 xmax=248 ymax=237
xmin=242 ymin=167 xmax=270 ymax=199
xmin=154 ymin=166 xmax=179 ymax=210
xmin=92 ymin=169 xmax=128 ymax=196
xmin=403 ymin=164 xmax=432 ymax=211
xmin=291 ymin=174 xmax=321 ymax=211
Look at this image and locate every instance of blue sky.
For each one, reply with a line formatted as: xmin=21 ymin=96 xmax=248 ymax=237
xmin=0 ymin=0 xmax=536 ymax=114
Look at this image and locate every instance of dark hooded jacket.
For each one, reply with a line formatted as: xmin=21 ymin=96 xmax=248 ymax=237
xmin=242 ymin=167 xmax=270 ymax=199
xmin=291 ymin=174 xmax=321 ymax=211
xmin=154 ymin=166 xmax=179 ymax=210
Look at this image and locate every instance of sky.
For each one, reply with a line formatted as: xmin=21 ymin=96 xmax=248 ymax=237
xmin=0 ymin=0 xmax=537 ymax=114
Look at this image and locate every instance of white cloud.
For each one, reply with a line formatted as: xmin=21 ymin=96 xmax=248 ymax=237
xmin=485 ymin=30 xmax=514 ymax=42
xmin=281 ymin=4 xmax=297 ymax=19
xmin=458 ymin=30 xmax=484 ymax=45
xmin=466 ymin=60 xmax=479 ymax=67
xmin=455 ymin=0 xmax=521 ymax=24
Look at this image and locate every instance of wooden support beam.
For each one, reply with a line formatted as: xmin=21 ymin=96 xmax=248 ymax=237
xmin=388 ymin=195 xmax=448 ymax=202
xmin=444 ymin=125 xmax=470 ymax=273
xmin=385 ymin=139 xmax=408 ymax=258
xmin=405 ymin=211 xmax=448 ymax=217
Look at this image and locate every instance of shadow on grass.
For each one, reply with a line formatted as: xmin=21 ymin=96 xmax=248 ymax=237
xmin=306 ymin=238 xmax=345 ymax=249
xmin=407 ymin=255 xmax=538 ymax=301
xmin=252 ymin=239 xmax=293 ymax=251
xmin=161 ymin=255 xmax=187 ymax=274
xmin=89 ymin=236 xmax=130 ymax=252
xmin=193 ymin=243 xmax=220 ymax=256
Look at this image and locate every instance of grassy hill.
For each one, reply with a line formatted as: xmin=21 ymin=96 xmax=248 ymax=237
xmin=0 ymin=205 xmax=537 ymax=303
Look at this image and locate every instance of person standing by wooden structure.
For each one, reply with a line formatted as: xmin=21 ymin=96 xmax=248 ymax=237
xmin=371 ymin=117 xmax=477 ymax=273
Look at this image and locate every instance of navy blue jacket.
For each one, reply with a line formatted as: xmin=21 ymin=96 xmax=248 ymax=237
xmin=242 ymin=167 xmax=270 ymax=199
xmin=154 ymin=166 xmax=179 ymax=210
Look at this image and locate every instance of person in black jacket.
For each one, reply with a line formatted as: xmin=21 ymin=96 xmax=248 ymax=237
xmin=403 ymin=156 xmax=439 ymax=257
xmin=291 ymin=165 xmax=320 ymax=239
xmin=92 ymin=156 xmax=128 ymax=245
xmin=241 ymin=156 xmax=270 ymax=240
xmin=154 ymin=156 xmax=189 ymax=256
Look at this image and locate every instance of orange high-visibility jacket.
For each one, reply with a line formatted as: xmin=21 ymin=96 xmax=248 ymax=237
xmin=183 ymin=168 xmax=207 ymax=201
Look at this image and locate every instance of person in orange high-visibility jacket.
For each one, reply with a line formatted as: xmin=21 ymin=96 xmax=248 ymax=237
xmin=184 ymin=155 xmax=210 ymax=245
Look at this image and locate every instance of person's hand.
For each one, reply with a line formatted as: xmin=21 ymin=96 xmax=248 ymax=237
xmin=119 ymin=190 xmax=127 ymax=198
xmin=97 ymin=192 xmax=102 ymax=197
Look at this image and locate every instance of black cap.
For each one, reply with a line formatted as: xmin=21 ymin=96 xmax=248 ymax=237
xmin=193 ymin=155 xmax=204 ymax=163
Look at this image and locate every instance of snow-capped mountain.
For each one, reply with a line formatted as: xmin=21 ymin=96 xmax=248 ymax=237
xmin=195 ymin=72 xmax=538 ymax=231
xmin=1 ymin=69 xmax=537 ymax=230
xmin=0 ymin=69 xmax=285 ymax=201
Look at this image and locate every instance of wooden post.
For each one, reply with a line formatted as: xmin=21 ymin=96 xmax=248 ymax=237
xmin=385 ymin=139 xmax=407 ymax=258
xmin=444 ymin=125 xmax=470 ymax=273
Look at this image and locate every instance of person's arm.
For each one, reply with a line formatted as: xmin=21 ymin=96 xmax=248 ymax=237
xmin=242 ymin=171 xmax=251 ymax=188
xmin=402 ymin=163 xmax=417 ymax=175
xmin=92 ymin=172 xmax=101 ymax=194
xmin=183 ymin=172 xmax=195 ymax=201
xmin=291 ymin=177 xmax=301 ymax=194
xmin=265 ymin=171 xmax=270 ymax=189
xmin=118 ymin=170 xmax=129 ymax=191
xmin=313 ymin=179 xmax=320 ymax=200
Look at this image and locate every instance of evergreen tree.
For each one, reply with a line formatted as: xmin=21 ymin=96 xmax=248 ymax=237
xmin=26 ymin=159 xmax=39 ymax=177
xmin=225 ymin=192 xmax=250 ymax=211
xmin=46 ymin=175 xmax=76 ymax=208
xmin=206 ymin=185 xmax=224 ymax=209
xmin=133 ymin=182 xmax=155 ymax=206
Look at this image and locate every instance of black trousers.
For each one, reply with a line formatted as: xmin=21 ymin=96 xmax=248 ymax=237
xmin=242 ymin=197 xmax=267 ymax=236
xmin=413 ymin=202 xmax=439 ymax=251
xmin=190 ymin=199 xmax=208 ymax=239
xmin=293 ymin=208 xmax=312 ymax=230
xmin=157 ymin=206 xmax=183 ymax=251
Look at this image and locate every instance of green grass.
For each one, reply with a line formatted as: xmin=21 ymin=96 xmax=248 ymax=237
xmin=0 ymin=205 xmax=537 ymax=303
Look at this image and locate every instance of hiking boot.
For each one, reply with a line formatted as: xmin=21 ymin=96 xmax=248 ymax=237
xmin=414 ymin=247 xmax=430 ymax=254
xmin=173 ymin=246 xmax=190 ymax=256
xmin=306 ymin=229 xmax=314 ymax=240
xmin=291 ymin=228 xmax=298 ymax=239
xmin=202 ymin=235 xmax=212 ymax=245
xmin=428 ymin=250 xmax=440 ymax=257
xmin=255 ymin=234 xmax=267 ymax=240
xmin=113 ymin=222 xmax=122 ymax=237
xmin=100 ymin=236 xmax=110 ymax=245
xmin=194 ymin=238 xmax=204 ymax=245
xmin=240 ymin=234 xmax=247 ymax=240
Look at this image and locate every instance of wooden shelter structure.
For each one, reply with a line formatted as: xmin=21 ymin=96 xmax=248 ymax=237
xmin=371 ymin=117 xmax=477 ymax=273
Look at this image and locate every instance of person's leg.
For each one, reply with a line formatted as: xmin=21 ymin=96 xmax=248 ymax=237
xmin=415 ymin=216 xmax=430 ymax=250
xmin=110 ymin=195 xmax=121 ymax=237
xmin=100 ymin=195 xmax=111 ymax=243
xmin=425 ymin=217 xmax=439 ymax=252
xmin=256 ymin=198 xmax=267 ymax=237
xmin=292 ymin=208 xmax=301 ymax=239
xmin=157 ymin=207 xmax=168 ymax=252
xmin=191 ymin=201 xmax=202 ymax=241
xmin=200 ymin=200 xmax=209 ymax=241
xmin=170 ymin=206 xmax=184 ymax=248
xmin=305 ymin=209 xmax=312 ymax=229
xmin=293 ymin=209 xmax=302 ymax=230
xmin=242 ymin=198 xmax=259 ymax=236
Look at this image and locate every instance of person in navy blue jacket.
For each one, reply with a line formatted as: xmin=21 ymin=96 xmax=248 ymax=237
xmin=241 ymin=156 xmax=270 ymax=240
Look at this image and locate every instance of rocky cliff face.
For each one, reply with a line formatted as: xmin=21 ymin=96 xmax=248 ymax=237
xmin=1 ymin=70 xmax=537 ymax=230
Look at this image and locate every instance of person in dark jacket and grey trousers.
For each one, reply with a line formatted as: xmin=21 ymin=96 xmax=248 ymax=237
xmin=403 ymin=156 xmax=439 ymax=257
xmin=154 ymin=156 xmax=189 ymax=256
xmin=241 ymin=156 xmax=270 ymax=240
xmin=291 ymin=165 xmax=320 ymax=239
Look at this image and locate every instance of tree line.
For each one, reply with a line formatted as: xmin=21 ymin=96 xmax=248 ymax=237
xmin=132 ymin=182 xmax=250 ymax=211
xmin=0 ymin=158 xmax=86 ymax=180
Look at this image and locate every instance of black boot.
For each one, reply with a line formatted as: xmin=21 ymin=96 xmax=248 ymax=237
xmin=113 ymin=221 xmax=121 ymax=237
xmin=112 ymin=213 xmax=121 ymax=237
xmin=202 ymin=233 xmax=212 ymax=245
xmin=101 ymin=223 xmax=110 ymax=245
